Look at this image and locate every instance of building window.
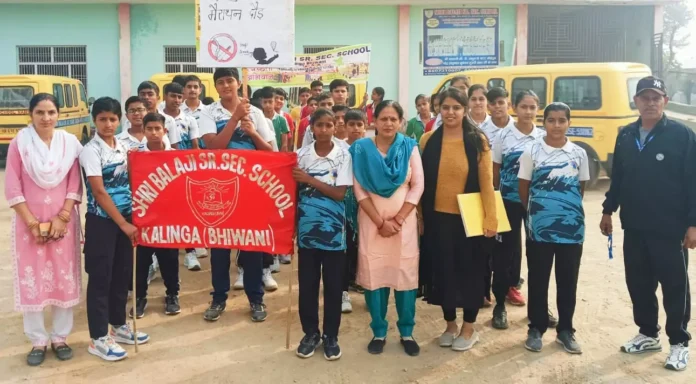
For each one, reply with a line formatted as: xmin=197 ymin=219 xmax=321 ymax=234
xmin=303 ymin=46 xmax=342 ymax=54
xmin=164 ymin=46 xmax=213 ymax=73
xmin=512 ymin=77 xmax=548 ymax=108
xmin=18 ymin=46 xmax=88 ymax=89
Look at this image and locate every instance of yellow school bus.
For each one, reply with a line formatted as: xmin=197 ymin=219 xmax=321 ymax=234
xmin=150 ymin=73 xmax=366 ymax=109
xmin=0 ymin=75 xmax=92 ymax=156
xmin=431 ymin=63 xmax=651 ymax=185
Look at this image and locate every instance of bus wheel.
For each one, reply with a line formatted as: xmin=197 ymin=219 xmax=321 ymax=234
xmin=574 ymin=142 xmax=600 ymax=189
xmin=81 ymin=127 xmax=90 ymax=145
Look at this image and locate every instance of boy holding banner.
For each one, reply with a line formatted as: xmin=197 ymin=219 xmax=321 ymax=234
xmin=80 ymin=97 xmax=149 ymax=361
xmin=130 ymin=112 xmax=183 ymax=320
xmin=294 ymin=108 xmax=353 ymax=361
xmin=198 ymin=68 xmax=276 ymax=323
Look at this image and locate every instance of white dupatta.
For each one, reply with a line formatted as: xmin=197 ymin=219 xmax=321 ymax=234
xmin=16 ymin=125 xmax=83 ymax=190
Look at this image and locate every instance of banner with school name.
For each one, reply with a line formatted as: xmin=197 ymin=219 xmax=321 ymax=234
xmin=247 ymin=44 xmax=372 ymax=87
xmin=129 ymin=150 xmax=297 ymax=254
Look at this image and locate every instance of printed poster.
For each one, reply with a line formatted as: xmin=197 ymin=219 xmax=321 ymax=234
xmin=130 ymin=150 xmax=297 ymax=254
xmin=248 ymin=44 xmax=371 ymax=87
xmin=423 ymin=8 xmax=500 ymax=76
xmin=198 ymin=0 xmax=295 ymax=68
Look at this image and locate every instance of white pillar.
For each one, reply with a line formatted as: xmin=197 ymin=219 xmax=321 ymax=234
xmin=118 ymin=3 xmax=132 ymax=102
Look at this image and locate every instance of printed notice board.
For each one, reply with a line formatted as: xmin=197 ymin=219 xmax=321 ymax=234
xmin=423 ymin=8 xmax=500 ymax=76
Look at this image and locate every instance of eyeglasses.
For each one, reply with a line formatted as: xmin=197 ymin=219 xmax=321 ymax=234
xmin=127 ymin=108 xmax=147 ymax=114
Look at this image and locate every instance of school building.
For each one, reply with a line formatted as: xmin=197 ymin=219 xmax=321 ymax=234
xmin=0 ymin=0 xmax=672 ymax=116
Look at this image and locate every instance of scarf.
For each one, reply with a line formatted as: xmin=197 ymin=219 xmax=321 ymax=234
xmin=349 ymin=133 xmax=417 ymax=198
xmin=16 ymin=125 xmax=82 ymax=190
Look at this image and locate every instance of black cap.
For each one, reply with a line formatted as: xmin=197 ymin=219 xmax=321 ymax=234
xmin=636 ymin=76 xmax=666 ymax=96
xmin=213 ymin=68 xmax=240 ymax=83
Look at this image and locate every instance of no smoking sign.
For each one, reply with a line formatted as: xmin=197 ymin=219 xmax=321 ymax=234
xmin=207 ymin=33 xmax=238 ymax=63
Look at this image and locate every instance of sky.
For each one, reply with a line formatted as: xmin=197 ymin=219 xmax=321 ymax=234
xmin=676 ymin=1 xmax=696 ymax=68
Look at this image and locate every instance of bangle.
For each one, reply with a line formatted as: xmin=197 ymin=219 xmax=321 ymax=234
xmin=58 ymin=213 xmax=70 ymax=223
xmin=395 ymin=215 xmax=406 ymax=225
xmin=27 ymin=220 xmax=39 ymax=229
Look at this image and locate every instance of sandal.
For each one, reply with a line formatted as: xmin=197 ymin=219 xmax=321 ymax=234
xmin=51 ymin=343 xmax=73 ymax=361
xmin=27 ymin=346 xmax=47 ymax=366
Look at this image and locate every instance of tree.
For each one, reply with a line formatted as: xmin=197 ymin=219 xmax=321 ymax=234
xmin=663 ymin=0 xmax=693 ymax=74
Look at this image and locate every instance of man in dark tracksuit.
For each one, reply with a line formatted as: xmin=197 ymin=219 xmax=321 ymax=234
xmin=601 ymin=76 xmax=696 ymax=371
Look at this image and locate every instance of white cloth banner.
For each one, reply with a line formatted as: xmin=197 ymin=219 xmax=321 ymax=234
xmin=198 ymin=0 xmax=295 ymax=68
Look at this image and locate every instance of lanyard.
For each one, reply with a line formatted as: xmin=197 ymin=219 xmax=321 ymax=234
xmin=607 ymin=234 xmax=613 ymax=260
xmin=635 ymin=133 xmax=655 ymax=152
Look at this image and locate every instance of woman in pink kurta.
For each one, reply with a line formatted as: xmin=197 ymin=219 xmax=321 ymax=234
xmin=4 ymin=93 xmax=83 ymax=366
xmin=349 ymin=101 xmax=424 ymax=357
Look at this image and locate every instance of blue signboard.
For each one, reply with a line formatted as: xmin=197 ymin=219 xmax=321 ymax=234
xmin=423 ymin=8 xmax=500 ymax=76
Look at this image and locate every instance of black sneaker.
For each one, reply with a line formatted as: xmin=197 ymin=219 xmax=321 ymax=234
xmin=296 ymin=333 xmax=321 ymax=358
xmin=367 ymin=338 xmax=386 ymax=354
xmin=525 ymin=328 xmax=543 ymax=352
xmin=556 ymin=330 xmax=582 ymax=354
xmin=129 ymin=298 xmax=147 ymax=319
xmin=322 ymin=335 xmax=342 ymax=361
xmin=165 ymin=295 xmax=181 ymax=315
xmin=492 ymin=305 xmax=509 ymax=330
xmin=203 ymin=301 xmax=226 ymax=321
xmin=548 ymin=311 xmax=559 ymax=328
xmin=400 ymin=338 xmax=420 ymax=356
xmin=250 ymin=303 xmax=267 ymax=322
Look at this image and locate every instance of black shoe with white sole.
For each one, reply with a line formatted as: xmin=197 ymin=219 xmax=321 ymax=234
xmin=296 ymin=333 xmax=321 ymax=358
xmin=129 ymin=298 xmax=147 ymax=319
xmin=322 ymin=335 xmax=342 ymax=361
xmin=165 ymin=295 xmax=181 ymax=315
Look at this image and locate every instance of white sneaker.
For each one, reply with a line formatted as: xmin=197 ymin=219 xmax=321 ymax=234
xmin=620 ymin=334 xmax=662 ymax=354
xmin=233 ymin=268 xmax=244 ymax=290
xmin=279 ymin=255 xmax=292 ymax=264
xmin=184 ymin=251 xmax=201 ymax=271
xmin=88 ymin=336 xmax=127 ymax=361
xmin=262 ymin=269 xmax=278 ymax=291
xmin=196 ymin=248 xmax=208 ymax=258
xmin=110 ymin=324 xmax=150 ymax=345
xmin=665 ymin=343 xmax=689 ymax=371
xmin=270 ymin=256 xmax=281 ymax=273
xmin=341 ymin=291 xmax=352 ymax=313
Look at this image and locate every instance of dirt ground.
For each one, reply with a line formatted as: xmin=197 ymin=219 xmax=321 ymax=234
xmin=0 ymin=175 xmax=694 ymax=384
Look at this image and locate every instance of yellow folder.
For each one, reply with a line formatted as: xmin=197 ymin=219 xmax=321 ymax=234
xmin=456 ymin=192 xmax=512 ymax=237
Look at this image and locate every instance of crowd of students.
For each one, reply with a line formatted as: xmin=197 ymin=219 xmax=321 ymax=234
xmin=6 ymin=69 xmax=695 ymax=373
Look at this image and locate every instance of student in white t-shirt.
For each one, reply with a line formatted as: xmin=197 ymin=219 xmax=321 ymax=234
xmin=491 ymin=90 xmax=547 ymax=326
xmin=517 ymin=102 xmax=589 ymax=354
xmin=294 ymin=108 xmax=353 ymax=360
xmin=480 ymin=87 xmax=515 ymax=149
xmin=161 ymin=82 xmax=201 ymax=150
xmin=159 ymin=82 xmax=204 ymax=271
xmin=129 ymin=112 xmax=182 ymax=320
xmin=182 ymin=75 xmax=208 ymax=121
xmin=197 ymin=68 xmax=275 ymax=324
xmin=467 ymin=84 xmax=492 ymax=129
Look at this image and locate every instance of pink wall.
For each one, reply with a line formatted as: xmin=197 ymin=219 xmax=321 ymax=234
xmin=118 ymin=3 xmax=132 ymax=102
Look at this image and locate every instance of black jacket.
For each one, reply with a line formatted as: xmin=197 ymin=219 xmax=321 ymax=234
xmin=602 ymin=114 xmax=696 ymax=239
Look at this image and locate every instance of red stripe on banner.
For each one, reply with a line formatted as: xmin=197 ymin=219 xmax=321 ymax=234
xmin=129 ymin=150 xmax=297 ymax=254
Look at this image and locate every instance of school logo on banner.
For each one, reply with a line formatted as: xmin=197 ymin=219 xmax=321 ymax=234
xmin=129 ymin=150 xmax=297 ymax=254
xmin=186 ymin=177 xmax=239 ymax=227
